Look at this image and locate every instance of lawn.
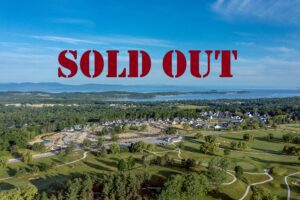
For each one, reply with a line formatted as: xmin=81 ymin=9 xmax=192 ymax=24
xmin=0 ymin=125 xmax=299 ymax=199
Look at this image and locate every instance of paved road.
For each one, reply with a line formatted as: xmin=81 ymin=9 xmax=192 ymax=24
xmin=8 ymin=151 xmax=59 ymax=164
xmin=284 ymin=171 xmax=300 ymax=200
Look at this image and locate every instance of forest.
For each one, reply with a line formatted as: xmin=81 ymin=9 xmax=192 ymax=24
xmin=0 ymin=95 xmax=299 ymax=153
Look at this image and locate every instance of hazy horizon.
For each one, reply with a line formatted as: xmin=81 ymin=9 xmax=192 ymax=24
xmin=0 ymin=82 xmax=299 ymax=91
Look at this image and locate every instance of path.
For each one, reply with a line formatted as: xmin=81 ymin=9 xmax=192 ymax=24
xmin=239 ymin=170 xmax=274 ymax=200
xmin=0 ymin=151 xmax=88 ymax=182
xmin=284 ymin=171 xmax=300 ymax=200
xmin=55 ymin=151 xmax=88 ymax=167
xmin=145 ymin=147 xmax=239 ymax=186
xmin=222 ymin=171 xmax=237 ymax=186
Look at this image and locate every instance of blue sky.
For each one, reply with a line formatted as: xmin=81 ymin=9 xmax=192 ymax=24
xmin=0 ymin=0 xmax=300 ymax=88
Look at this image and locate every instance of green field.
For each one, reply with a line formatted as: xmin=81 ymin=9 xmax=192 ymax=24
xmin=0 ymin=125 xmax=299 ymax=199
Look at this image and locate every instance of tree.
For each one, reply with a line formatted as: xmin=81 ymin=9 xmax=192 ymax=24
xmin=165 ymin=127 xmax=178 ymax=135
xmin=235 ymin=165 xmax=244 ymax=179
xmin=66 ymin=178 xmax=81 ymax=200
xmin=114 ymin=125 xmax=122 ymax=134
xmin=251 ymin=186 xmax=278 ymax=200
xmin=100 ymin=172 xmax=150 ymax=199
xmin=154 ymin=154 xmax=172 ymax=166
xmin=159 ymin=173 xmax=212 ymax=200
xmin=204 ymin=135 xmax=216 ymax=143
xmin=97 ymin=138 xmax=103 ymax=148
xmin=0 ymin=137 xmax=9 ymax=151
xmin=111 ymin=134 xmax=119 ymax=142
xmin=32 ymin=142 xmax=46 ymax=152
xmin=22 ymin=151 xmax=32 ymax=163
xmin=21 ymin=184 xmax=38 ymax=200
xmin=127 ymin=156 xmax=136 ymax=169
xmin=177 ymin=141 xmax=184 ymax=149
xmin=230 ymin=141 xmax=238 ymax=149
xmin=146 ymin=143 xmax=156 ymax=151
xmin=159 ymin=175 xmax=184 ymax=200
xmin=130 ymin=141 xmax=146 ymax=153
xmin=9 ymin=145 xmax=19 ymax=157
xmin=0 ymin=156 xmax=8 ymax=168
xmin=117 ymin=159 xmax=127 ymax=171
xmin=97 ymin=146 xmax=107 ymax=157
xmin=200 ymin=142 xmax=218 ymax=154
xmin=80 ymin=175 xmax=94 ymax=200
xmin=181 ymin=158 xmax=197 ymax=170
xmin=223 ymin=148 xmax=231 ymax=155
xmin=207 ymin=157 xmax=230 ymax=187
xmin=266 ymin=133 xmax=274 ymax=141
xmin=182 ymin=173 xmax=211 ymax=199
xmin=227 ymin=125 xmax=233 ymax=131
xmin=109 ymin=143 xmax=120 ymax=154
xmin=99 ymin=127 xmax=109 ymax=136
xmin=122 ymin=124 xmax=129 ymax=132
xmin=238 ymin=141 xmax=247 ymax=150
xmin=194 ymin=132 xmax=203 ymax=140
xmin=243 ymin=133 xmax=253 ymax=141
xmin=283 ymin=145 xmax=300 ymax=155
xmin=39 ymin=163 xmax=51 ymax=172
xmin=283 ymin=133 xmax=295 ymax=143
xmin=142 ymin=155 xmax=151 ymax=169
xmin=82 ymin=139 xmax=91 ymax=148
xmin=40 ymin=192 xmax=48 ymax=200
xmin=200 ymin=143 xmax=210 ymax=154
xmin=49 ymin=194 xmax=57 ymax=200
xmin=15 ymin=167 xmax=27 ymax=177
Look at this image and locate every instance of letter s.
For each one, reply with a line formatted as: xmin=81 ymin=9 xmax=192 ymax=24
xmin=58 ymin=50 xmax=78 ymax=78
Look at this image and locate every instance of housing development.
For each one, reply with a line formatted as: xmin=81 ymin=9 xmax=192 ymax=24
xmin=0 ymin=92 xmax=299 ymax=200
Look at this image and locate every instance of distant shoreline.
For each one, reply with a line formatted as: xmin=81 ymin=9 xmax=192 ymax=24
xmin=0 ymin=90 xmax=299 ymax=104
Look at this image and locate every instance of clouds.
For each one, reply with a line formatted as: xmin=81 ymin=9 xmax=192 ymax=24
xmin=264 ymin=46 xmax=296 ymax=55
xmin=51 ymin=18 xmax=95 ymax=27
xmin=31 ymin=35 xmax=172 ymax=47
xmin=211 ymin=0 xmax=300 ymax=25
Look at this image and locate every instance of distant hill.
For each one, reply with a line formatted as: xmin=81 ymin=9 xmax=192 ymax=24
xmin=0 ymin=82 xmax=209 ymax=93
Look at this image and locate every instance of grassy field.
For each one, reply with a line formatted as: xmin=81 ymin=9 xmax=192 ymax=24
xmin=0 ymin=125 xmax=299 ymax=199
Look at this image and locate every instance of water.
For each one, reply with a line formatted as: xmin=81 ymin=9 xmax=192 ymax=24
xmin=0 ymin=83 xmax=299 ymax=101
xmin=116 ymin=89 xmax=300 ymax=101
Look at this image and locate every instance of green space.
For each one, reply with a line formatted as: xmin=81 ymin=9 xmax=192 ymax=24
xmin=0 ymin=125 xmax=299 ymax=199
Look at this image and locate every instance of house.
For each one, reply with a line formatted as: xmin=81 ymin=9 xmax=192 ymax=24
xmin=63 ymin=127 xmax=74 ymax=132
xmin=165 ymin=136 xmax=183 ymax=144
xmin=202 ymin=124 xmax=210 ymax=129
xmin=245 ymin=112 xmax=253 ymax=118
xmin=214 ymin=124 xmax=222 ymax=129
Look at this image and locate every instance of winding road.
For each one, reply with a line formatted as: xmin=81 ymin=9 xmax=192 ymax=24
xmin=284 ymin=171 xmax=300 ymax=200
xmin=239 ymin=170 xmax=274 ymax=200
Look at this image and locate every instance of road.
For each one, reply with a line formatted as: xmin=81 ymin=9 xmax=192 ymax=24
xmin=284 ymin=171 xmax=300 ymax=200
xmin=8 ymin=151 xmax=59 ymax=164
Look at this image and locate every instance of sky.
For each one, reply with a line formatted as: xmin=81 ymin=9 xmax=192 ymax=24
xmin=0 ymin=0 xmax=300 ymax=88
